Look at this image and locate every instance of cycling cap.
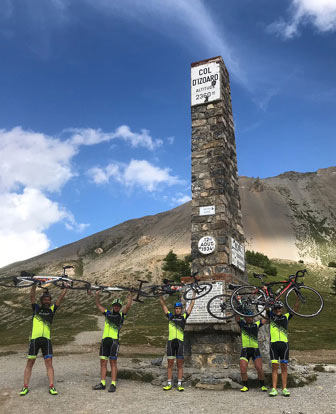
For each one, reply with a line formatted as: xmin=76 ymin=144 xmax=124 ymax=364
xmin=174 ymin=302 xmax=183 ymax=308
xmin=112 ymin=298 xmax=123 ymax=306
xmin=274 ymin=301 xmax=284 ymax=309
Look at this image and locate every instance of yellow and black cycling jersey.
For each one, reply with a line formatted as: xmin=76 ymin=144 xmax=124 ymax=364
xmin=269 ymin=312 xmax=293 ymax=343
xmin=30 ymin=303 xmax=58 ymax=340
xmin=237 ymin=319 xmax=263 ymax=349
xmin=102 ymin=309 xmax=126 ymax=340
xmin=166 ymin=311 xmax=189 ymax=341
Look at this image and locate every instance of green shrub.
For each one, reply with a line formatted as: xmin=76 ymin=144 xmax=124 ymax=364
xmin=162 ymin=250 xmax=191 ymax=281
xmin=246 ymin=250 xmax=277 ymax=276
xmin=328 ymin=261 xmax=336 ymax=268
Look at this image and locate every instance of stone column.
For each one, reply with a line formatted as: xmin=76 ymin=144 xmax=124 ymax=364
xmin=185 ymin=56 xmax=247 ymax=367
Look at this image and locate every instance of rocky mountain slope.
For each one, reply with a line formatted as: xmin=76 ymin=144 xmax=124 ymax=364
xmin=1 ymin=167 xmax=335 ymax=282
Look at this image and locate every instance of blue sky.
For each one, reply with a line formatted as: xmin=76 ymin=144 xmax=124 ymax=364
xmin=0 ymin=0 xmax=336 ymax=267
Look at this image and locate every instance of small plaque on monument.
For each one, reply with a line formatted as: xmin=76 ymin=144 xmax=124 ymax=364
xmin=198 ymin=236 xmax=216 ymax=255
xmin=199 ymin=205 xmax=215 ymax=216
xmin=230 ymin=237 xmax=245 ymax=272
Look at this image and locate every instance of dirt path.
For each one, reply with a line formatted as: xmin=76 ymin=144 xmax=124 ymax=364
xmin=0 ymin=351 xmax=335 ymax=414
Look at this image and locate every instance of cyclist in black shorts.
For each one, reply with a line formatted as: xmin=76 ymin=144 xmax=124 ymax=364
xmin=91 ymin=291 xmax=133 ymax=393
xmin=235 ymin=312 xmax=267 ymax=392
xmin=20 ymin=284 xmax=69 ymax=396
xmin=263 ymin=299 xmax=299 ymax=397
xmin=159 ymin=291 xmax=196 ymax=392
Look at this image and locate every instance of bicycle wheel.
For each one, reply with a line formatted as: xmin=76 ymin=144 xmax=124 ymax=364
xmin=138 ymin=285 xmax=167 ymax=298
xmin=230 ymin=285 xmax=267 ymax=317
xmin=207 ymin=294 xmax=234 ymax=320
xmin=54 ymin=278 xmax=91 ymax=290
xmin=183 ymin=283 xmax=213 ymax=300
xmin=285 ymin=285 xmax=324 ymax=318
xmin=0 ymin=276 xmax=35 ymax=288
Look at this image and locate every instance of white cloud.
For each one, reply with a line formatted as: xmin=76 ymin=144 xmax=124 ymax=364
xmin=84 ymin=0 xmax=246 ymax=85
xmin=167 ymin=136 xmax=175 ymax=145
xmin=89 ymin=159 xmax=184 ymax=192
xmin=0 ymin=126 xmax=76 ymax=192
xmin=0 ymin=125 xmax=179 ymax=266
xmin=268 ymin=0 xmax=336 ymax=39
xmin=0 ymin=188 xmax=70 ymax=267
xmin=69 ymin=125 xmax=162 ymax=151
xmin=172 ymin=194 xmax=191 ymax=205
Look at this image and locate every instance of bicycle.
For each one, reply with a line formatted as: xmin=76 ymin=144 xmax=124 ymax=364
xmin=138 ymin=273 xmax=213 ymax=301
xmin=206 ymin=283 xmax=241 ymax=320
xmin=230 ymin=269 xmax=324 ymax=318
xmin=0 ymin=266 xmax=90 ymax=290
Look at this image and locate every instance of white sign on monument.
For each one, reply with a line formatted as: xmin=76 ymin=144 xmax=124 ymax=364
xmin=186 ymin=282 xmax=224 ymax=324
xmin=198 ymin=236 xmax=216 ymax=255
xmin=199 ymin=205 xmax=215 ymax=216
xmin=230 ymin=237 xmax=245 ymax=272
xmin=191 ymin=61 xmax=221 ymax=106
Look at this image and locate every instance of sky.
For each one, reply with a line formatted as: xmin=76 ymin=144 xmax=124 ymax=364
xmin=0 ymin=0 xmax=336 ymax=267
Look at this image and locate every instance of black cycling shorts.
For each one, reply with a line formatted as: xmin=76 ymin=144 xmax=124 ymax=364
xmin=28 ymin=337 xmax=53 ymax=359
xmin=99 ymin=338 xmax=119 ymax=360
xmin=240 ymin=347 xmax=261 ymax=362
xmin=167 ymin=339 xmax=184 ymax=360
xmin=270 ymin=341 xmax=289 ymax=364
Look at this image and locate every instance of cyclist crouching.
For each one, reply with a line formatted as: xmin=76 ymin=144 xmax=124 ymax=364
xmin=159 ymin=292 xmax=196 ymax=391
xmin=235 ymin=312 xmax=267 ymax=392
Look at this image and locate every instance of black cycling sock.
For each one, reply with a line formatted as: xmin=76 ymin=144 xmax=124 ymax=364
xmin=243 ymin=381 xmax=248 ymax=387
xmin=259 ymin=380 xmax=265 ymax=386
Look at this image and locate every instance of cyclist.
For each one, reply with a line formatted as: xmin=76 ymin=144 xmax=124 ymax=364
xmin=20 ymin=284 xmax=68 ymax=396
xmin=262 ymin=299 xmax=298 ymax=397
xmin=235 ymin=312 xmax=267 ymax=392
xmin=92 ymin=291 xmax=133 ymax=393
xmin=159 ymin=291 xmax=196 ymax=392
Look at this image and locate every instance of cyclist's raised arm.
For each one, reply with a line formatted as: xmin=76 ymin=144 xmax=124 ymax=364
xmin=186 ymin=290 xmax=196 ymax=315
xmin=122 ymin=292 xmax=133 ymax=314
xmin=159 ymin=296 xmax=169 ymax=314
xmin=56 ymin=287 xmax=68 ymax=307
xmin=30 ymin=284 xmax=37 ymax=304
xmin=95 ymin=291 xmax=105 ymax=313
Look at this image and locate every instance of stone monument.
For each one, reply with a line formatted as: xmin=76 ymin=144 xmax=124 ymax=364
xmin=184 ymin=56 xmax=247 ymax=367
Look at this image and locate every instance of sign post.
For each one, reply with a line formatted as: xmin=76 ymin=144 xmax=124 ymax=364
xmin=186 ymin=56 xmax=247 ymax=367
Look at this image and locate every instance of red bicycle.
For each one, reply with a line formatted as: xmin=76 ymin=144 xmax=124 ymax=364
xmin=230 ymin=269 xmax=324 ymax=318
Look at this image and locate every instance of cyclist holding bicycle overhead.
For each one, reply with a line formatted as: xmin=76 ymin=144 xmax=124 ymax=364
xmin=262 ymin=298 xmax=299 ymax=398
xmin=235 ymin=312 xmax=267 ymax=393
xmin=20 ymin=284 xmax=68 ymax=396
xmin=159 ymin=291 xmax=196 ymax=392
xmin=92 ymin=291 xmax=133 ymax=393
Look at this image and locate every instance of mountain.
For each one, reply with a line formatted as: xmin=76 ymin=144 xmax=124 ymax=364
xmin=1 ymin=167 xmax=335 ymax=281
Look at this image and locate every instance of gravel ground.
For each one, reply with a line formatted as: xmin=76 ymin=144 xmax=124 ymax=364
xmin=0 ymin=351 xmax=335 ymax=414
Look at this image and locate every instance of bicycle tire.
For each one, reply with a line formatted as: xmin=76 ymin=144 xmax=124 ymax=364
xmin=54 ymin=278 xmax=91 ymax=290
xmin=0 ymin=276 xmax=35 ymax=288
xmin=136 ymin=285 xmax=167 ymax=298
xmin=285 ymin=285 xmax=324 ymax=318
xmin=183 ymin=283 xmax=213 ymax=300
xmin=207 ymin=294 xmax=235 ymax=320
xmin=230 ymin=285 xmax=267 ymax=317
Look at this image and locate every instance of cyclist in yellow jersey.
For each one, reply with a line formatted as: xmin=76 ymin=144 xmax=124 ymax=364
xmin=20 ymin=284 xmax=68 ymax=396
xmin=262 ymin=298 xmax=299 ymax=398
xmin=159 ymin=291 xmax=196 ymax=392
xmin=92 ymin=291 xmax=133 ymax=393
xmin=235 ymin=313 xmax=267 ymax=392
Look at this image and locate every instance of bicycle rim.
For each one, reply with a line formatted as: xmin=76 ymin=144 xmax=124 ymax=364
xmin=207 ymin=294 xmax=234 ymax=320
xmin=285 ymin=285 xmax=324 ymax=317
xmin=183 ymin=283 xmax=213 ymax=300
xmin=230 ymin=285 xmax=266 ymax=317
xmin=0 ymin=276 xmax=35 ymax=288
